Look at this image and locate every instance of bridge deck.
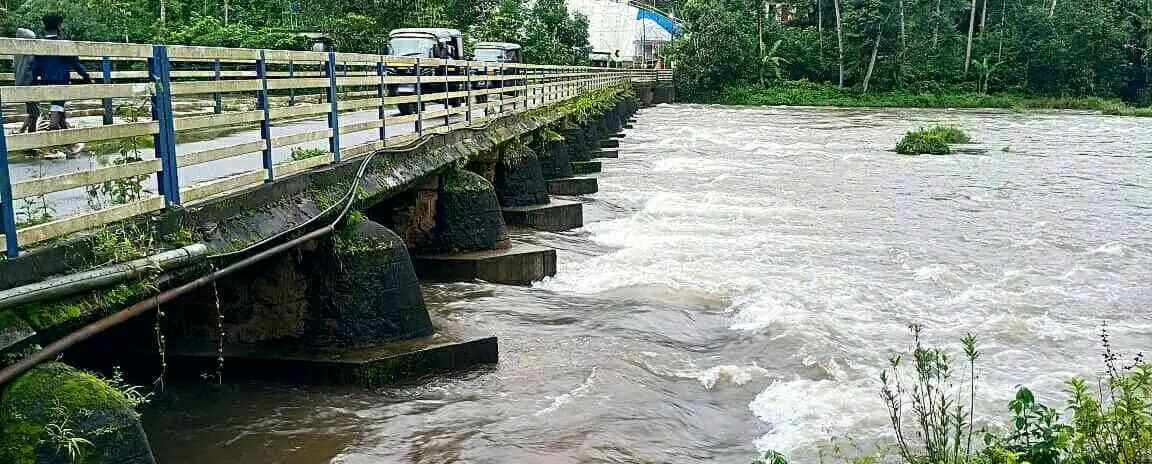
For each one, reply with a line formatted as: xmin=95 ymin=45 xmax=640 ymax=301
xmin=0 ymin=38 xmax=669 ymax=256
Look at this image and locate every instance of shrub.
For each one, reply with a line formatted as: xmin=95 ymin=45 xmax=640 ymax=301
xmin=895 ymin=126 xmax=970 ymax=155
xmin=922 ymin=126 xmax=972 ymax=144
xmin=758 ymin=325 xmax=1152 ymax=464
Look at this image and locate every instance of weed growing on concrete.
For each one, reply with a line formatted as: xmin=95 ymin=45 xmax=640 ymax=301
xmin=102 ymin=367 xmax=153 ymax=414
xmin=16 ymin=164 xmax=56 ymax=228
xmin=291 ymin=147 xmax=329 ymax=161
xmin=43 ymin=401 xmax=93 ymax=462
xmin=87 ymin=99 xmax=151 ymax=211
xmin=16 ymin=197 xmax=55 ymax=228
xmin=90 ymin=222 xmax=154 ymax=266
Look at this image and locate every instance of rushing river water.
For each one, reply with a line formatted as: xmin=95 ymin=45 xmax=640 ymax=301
xmin=144 ymin=104 xmax=1152 ymax=463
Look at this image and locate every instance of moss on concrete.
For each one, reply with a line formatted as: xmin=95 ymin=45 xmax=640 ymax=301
xmin=12 ymin=280 xmax=158 ymax=335
xmin=442 ymin=167 xmax=494 ymax=193
xmin=0 ymin=362 xmax=154 ymax=464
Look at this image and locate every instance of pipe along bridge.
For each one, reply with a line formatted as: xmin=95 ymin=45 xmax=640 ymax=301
xmin=0 ymin=38 xmax=673 ymax=464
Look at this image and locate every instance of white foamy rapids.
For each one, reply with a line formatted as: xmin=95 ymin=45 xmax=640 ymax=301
xmin=674 ymin=364 xmax=772 ymax=390
xmin=535 ymin=367 xmax=598 ymax=417
xmin=750 ymin=378 xmax=885 ymax=454
xmin=1088 ymin=242 xmax=1126 ymax=256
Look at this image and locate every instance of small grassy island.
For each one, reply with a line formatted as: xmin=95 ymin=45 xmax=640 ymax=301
xmin=895 ymin=126 xmax=973 ymax=155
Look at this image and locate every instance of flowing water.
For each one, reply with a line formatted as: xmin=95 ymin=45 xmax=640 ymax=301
xmin=144 ymin=104 xmax=1152 ymax=463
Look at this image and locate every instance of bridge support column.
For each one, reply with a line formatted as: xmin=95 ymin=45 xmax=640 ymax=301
xmin=410 ymin=166 xmax=557 ymax=284
xmin=493 ymin=140 xmax=549 ymax=207
xmin=564 ymin=128 xmax=592 ymax=162
xmin=303 ymin=220 xmax=432 ymax=346
xmin=537 ymin=139 xmax=573 ymax=180
xmin=497 ymin=138 xmax=583 ymax=232
xmin=430 ymin=166 xmax=510 ymax=253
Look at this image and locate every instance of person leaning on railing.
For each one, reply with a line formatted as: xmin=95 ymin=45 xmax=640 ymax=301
xmin=33 ymin=12 xmax=93 ymax=137
xmin=13 ymin=28 xmax=40 ymax=134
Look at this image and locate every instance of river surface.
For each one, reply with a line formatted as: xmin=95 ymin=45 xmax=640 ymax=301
xmin=143 ymin=104 xmax=1152 ymax=463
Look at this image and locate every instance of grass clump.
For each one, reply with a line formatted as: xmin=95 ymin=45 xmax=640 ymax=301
xmin=895 ymin=126 xmax=970 ymax=155
xmin=290 ymin=147 xmax=329 ymax=161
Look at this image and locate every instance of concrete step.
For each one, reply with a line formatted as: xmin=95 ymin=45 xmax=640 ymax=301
xmin=502 ymin=199 xmax=583 ymax=231
xmin=600 ymin=139 xmax=620 ymax=149
xmin=623 ymin=124 xmax=634 ymax=129
xmin=611 ymin=133 xmax=626 ymax=139
xmin=591 ymin=148 xmax=619 ymax=159
xmin=546 ymin=177 xmax=598 ymax=196
xmin=412 ymin=242 xmax=557 ymax=285
xmin=70 ymin=318 xmax=497 ymax=388
xmin=570 ymin=160 xmax=601 ymax=175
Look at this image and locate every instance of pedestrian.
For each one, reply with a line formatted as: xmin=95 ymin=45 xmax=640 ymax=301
xmin=33 ymin=13 xmax=92 ymax=133
xmin=13 ymin=28 xmax=40 ymax=134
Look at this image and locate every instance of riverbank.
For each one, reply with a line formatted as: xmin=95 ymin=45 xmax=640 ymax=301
xmin=710 ymin=81 xmax=1152 ymax=116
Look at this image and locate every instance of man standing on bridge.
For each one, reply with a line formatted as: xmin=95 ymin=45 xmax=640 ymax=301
xmin=33 ymin=13 xmax=92 ymax=134
xmin=13 ymin=28 xmax=40 ymax=134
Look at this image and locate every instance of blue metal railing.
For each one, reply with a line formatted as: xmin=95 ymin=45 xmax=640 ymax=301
xmin=0 ymin=40 xmax=646 ymax=258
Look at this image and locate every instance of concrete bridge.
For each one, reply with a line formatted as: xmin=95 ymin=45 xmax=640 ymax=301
xmin=0 ymin=38 xmax=672 ymax=463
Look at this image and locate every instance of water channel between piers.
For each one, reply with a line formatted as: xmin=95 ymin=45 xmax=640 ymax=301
xmin=144 ymin=104 xmax=1152 ymax=463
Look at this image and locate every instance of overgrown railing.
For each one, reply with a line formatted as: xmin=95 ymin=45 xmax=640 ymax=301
xmin=0 ymin=38 xmax=661 ymax=257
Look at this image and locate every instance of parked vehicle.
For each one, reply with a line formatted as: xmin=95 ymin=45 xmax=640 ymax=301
xmin=385 ymin=28 xmax=466 ymax=115
xmin=298 ymin=33 xmax=336 ymax=52
xmin=472 ymin=42 xmax=523 ymax=103
xmin=589 ymin=51 xmax=613 ymax=68
xmin=474 ymin=42 xmax=522 ymax=63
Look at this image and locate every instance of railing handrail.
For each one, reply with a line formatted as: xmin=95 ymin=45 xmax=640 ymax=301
xmin=0 ymin=37 xmax=664 ymax=257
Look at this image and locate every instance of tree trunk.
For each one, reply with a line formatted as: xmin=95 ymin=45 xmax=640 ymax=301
xmin=818 ymin=0 xmax=825 ymax=70
xmin=863 ymin=26 xmax=883 ymax=93
xmin=834 ymin=0 xmax=845 ymax=87
xmin=818 ymin=0 xmax=824 ymax=33
xmin=964 ymin=0 xmax=977 ymax=75
xmin=933 ymin=0 xmax=942 ymax=50
xmin=979 ymin=0 xmax=989 ymax=38
xmin=758 ymin=1 xmax=765 ymax=86
xmin=899 ymin=0 xmax=906 ymax=84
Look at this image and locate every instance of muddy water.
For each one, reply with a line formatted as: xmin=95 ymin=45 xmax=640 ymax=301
xmin=143 ymin=105 xmax=1152 ymax=463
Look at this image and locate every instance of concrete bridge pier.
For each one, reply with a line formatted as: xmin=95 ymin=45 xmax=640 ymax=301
xmin=536 ymin=137 xmax=575 ymax=180
xmin=62 ymin=219 xmax=496 ymax=388
xmin=396 ymin=165 xmax=557 ymax=285
xmin=498 ymin=139 xmax=584 ymax=233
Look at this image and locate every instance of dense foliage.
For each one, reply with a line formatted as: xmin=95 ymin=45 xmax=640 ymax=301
xmin=0 ymin=0 xmax=591 ymax=65
xmin=894 ymin=126 xmax=970 ymax=154
xmin=757 ymin=326 xmax=1152 ymax=464
xmin=665 ymin=0 xmax=1152 ymax=104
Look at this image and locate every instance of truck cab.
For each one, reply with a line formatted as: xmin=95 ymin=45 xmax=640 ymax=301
xmin=472 ymin=42 xmax=523 ymax=103
xmin=386 ymin=28 xmax=466 ymax=115
xmin=473 ymin=42 xmax=522 ymax=63
xmin=589 ymin=51 xmax=613 ymax=68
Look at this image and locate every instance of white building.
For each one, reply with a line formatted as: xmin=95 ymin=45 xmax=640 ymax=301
xmin=567 ymin=0 xmax=673 ymax=63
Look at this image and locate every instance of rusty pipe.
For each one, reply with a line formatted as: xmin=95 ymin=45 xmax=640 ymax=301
xmin=0 ymin=224 xmax=334 ymax=386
